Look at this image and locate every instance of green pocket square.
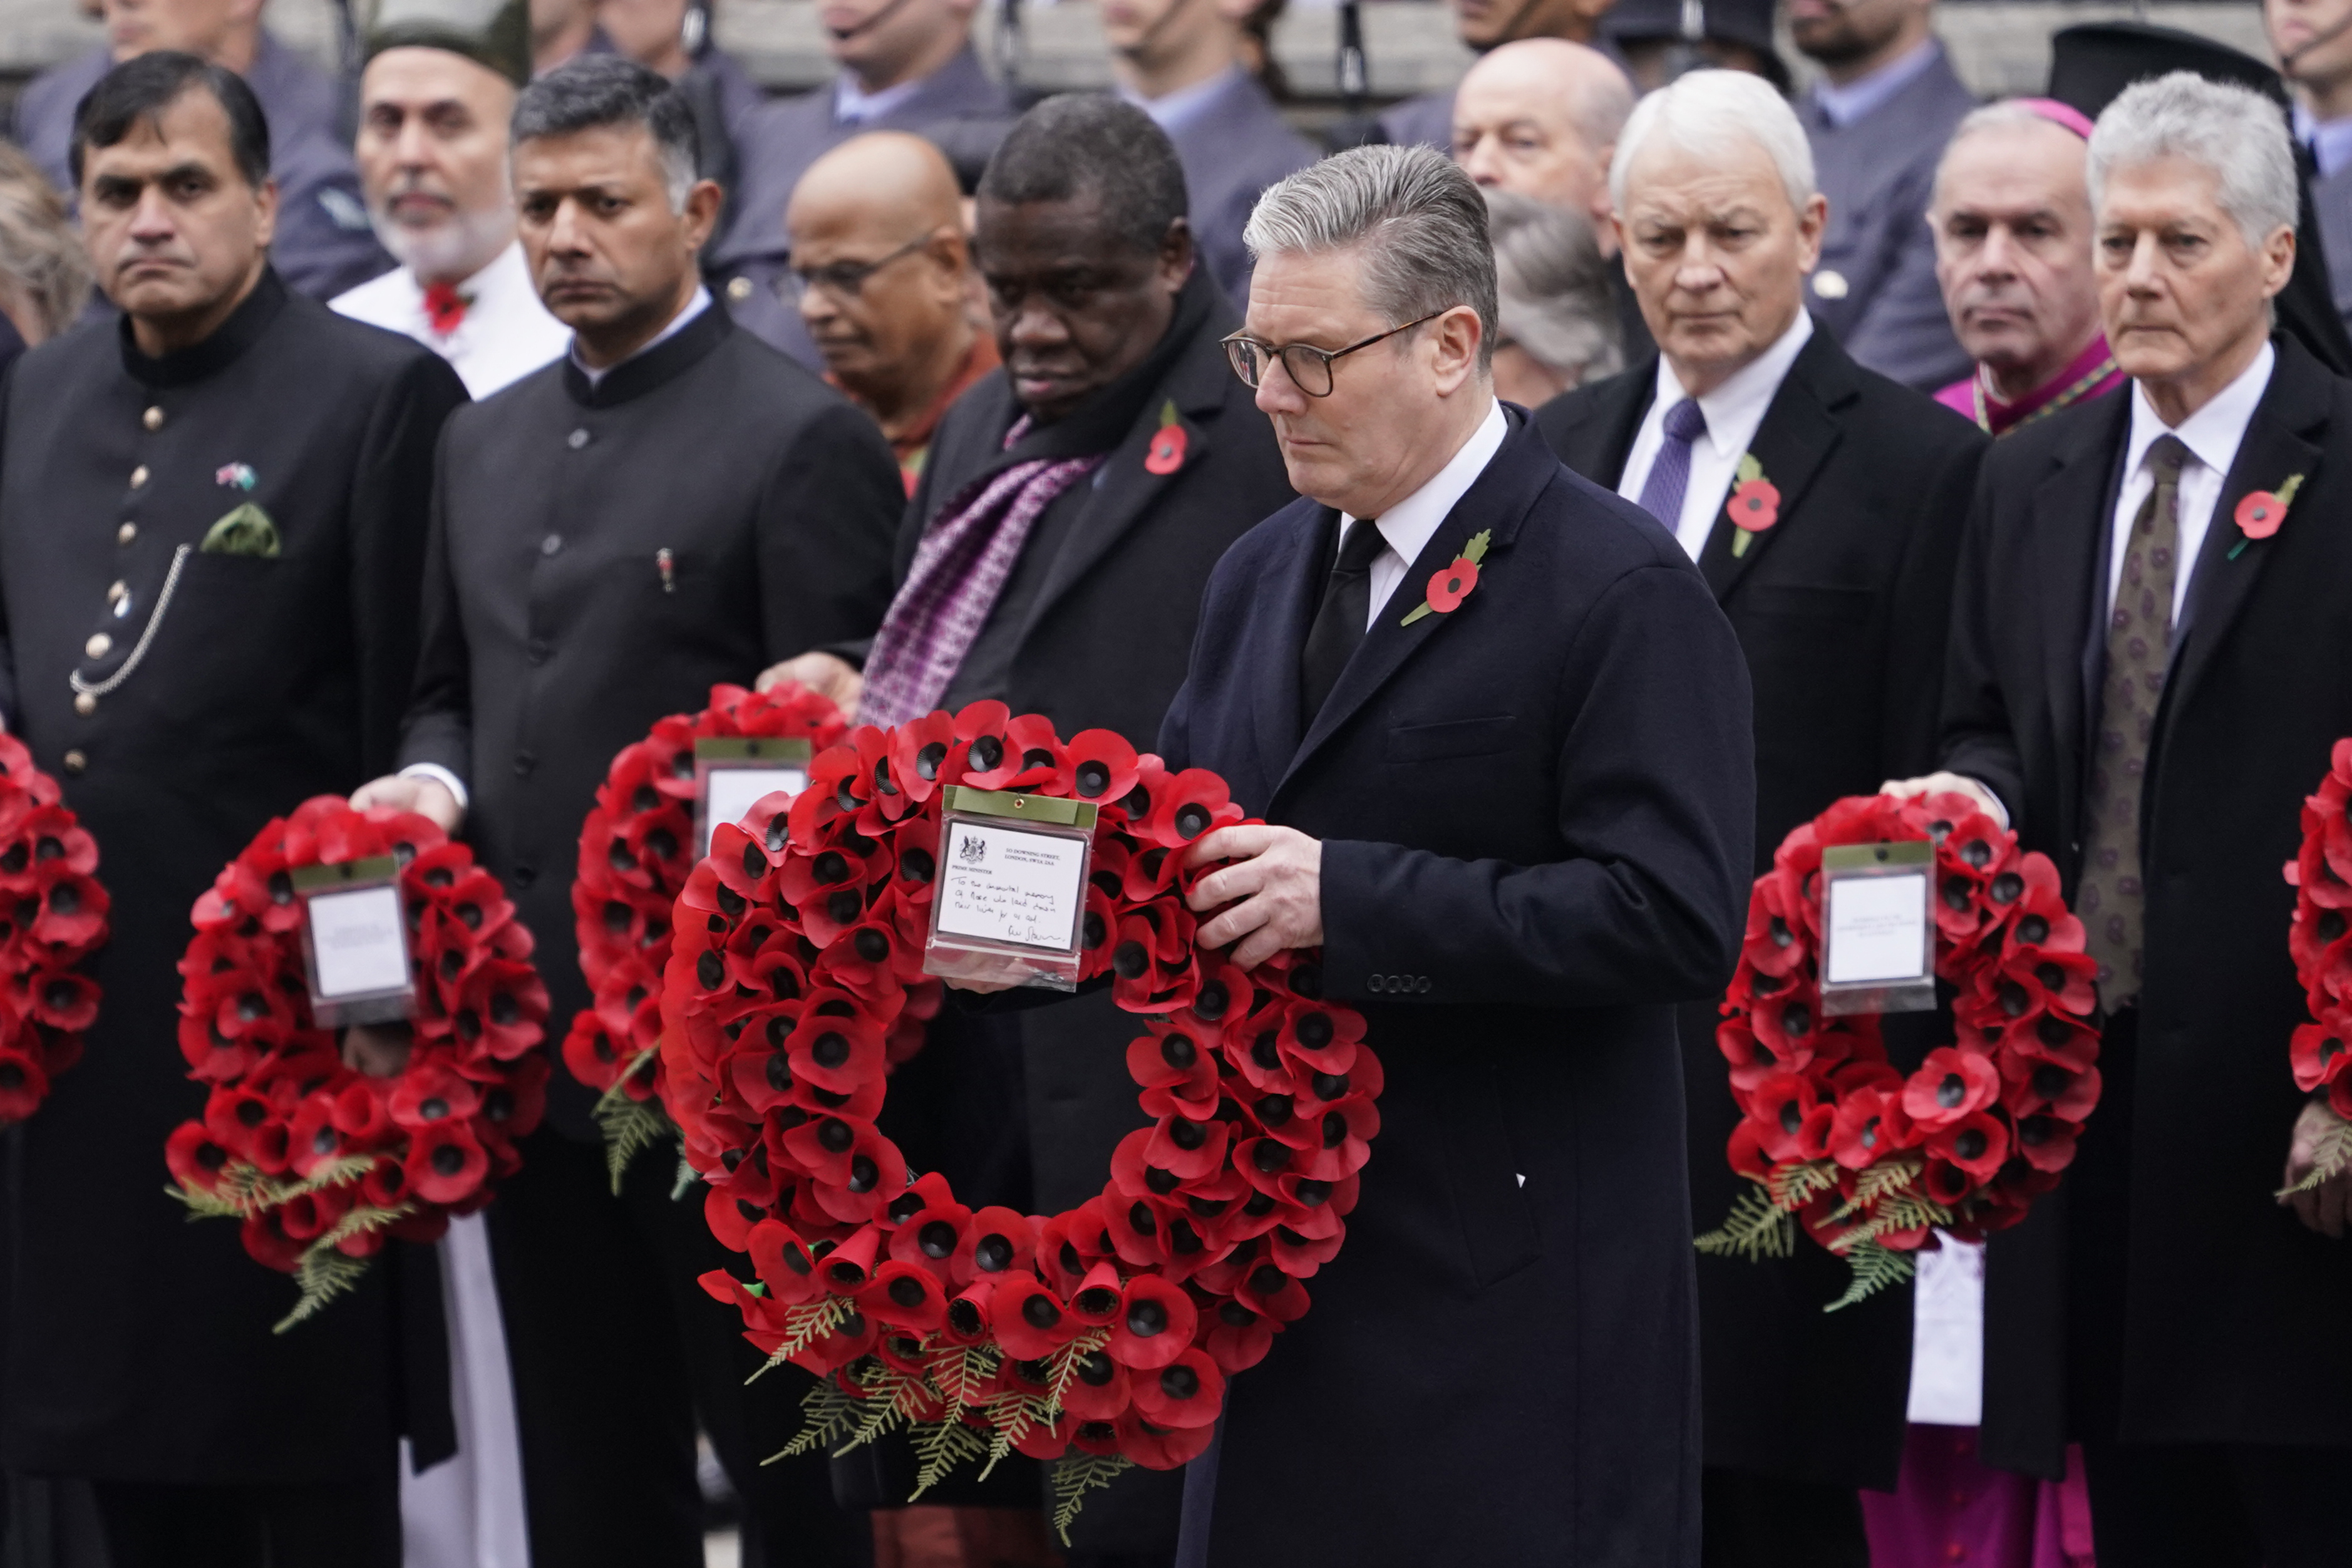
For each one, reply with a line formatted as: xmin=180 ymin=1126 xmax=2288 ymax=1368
xmin=201 ymin=503 xmax=281 ymax=558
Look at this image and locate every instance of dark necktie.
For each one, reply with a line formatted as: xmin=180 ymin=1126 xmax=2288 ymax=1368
xmin=2080 ymin=434 xmax=2189 ymax=1013
xmin=1636 ymin=398 xmax=1708 ymax=532
xmin=1299 ymin=517 xmax=1388 ymax=726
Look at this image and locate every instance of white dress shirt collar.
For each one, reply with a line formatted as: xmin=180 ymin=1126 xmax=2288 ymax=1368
xmin=1121 ymin=66 xmax=1242 ymax=137
xmin=1619 ymin=309 xmax=1813 ymax=560
xmin=570 ymin=284 xmax=712 ymax=387
xmin=1341 ymin=399 xmax=1509 ymax=628
xmin=1811 ymin=38 xmax=1942 ymax=130
xmin=835 ymin=72 xmax=924 ymax=126
xmin=328 ymin=240 xmax=570 ymax=400
xmin=2294 ymin=103 xmax=2352 ymax=180
xmin=2110 ymin=339 xmax=2276 ymax=621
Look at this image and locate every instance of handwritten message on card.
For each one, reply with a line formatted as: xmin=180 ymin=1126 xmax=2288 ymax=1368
xmin=1823 ymin=871 xmax=1930 ymax=986
xmin=307 ymin=883 xmax=412 ymax=999
xmin=934 ymin=820 xmax=1086 ymax=954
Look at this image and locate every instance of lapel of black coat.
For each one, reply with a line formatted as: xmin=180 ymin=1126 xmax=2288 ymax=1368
xmin=1271 ymin=408 xmax=1556 ymax=808
xmin=1693 ymin=326 xmax=1855 ymax=601
xmin=1019 ymin=314 xmax=1234 ymax=638
xmin=2026 ymin=389 xmax=2129 ymax=806
xmin=1535 ymin=359 xmax=1654 ymax=489
xmin=2165 ymin=336 xmax=2330 ymax=723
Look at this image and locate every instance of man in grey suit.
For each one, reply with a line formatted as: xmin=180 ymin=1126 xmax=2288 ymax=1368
xmin=1790 ymin=0 xmax=1975 ymax=390
xmin=1103 ymin=0 xmax=1314 ymax=302
xmin=14 ymin=0 xmax=391 ymax=299
xmin=702 ymin=0 xmax=1011 ymax=362
xmin=2271 ymin=0 xmax=2352 ymax=333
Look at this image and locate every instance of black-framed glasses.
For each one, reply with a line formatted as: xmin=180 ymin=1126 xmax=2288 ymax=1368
xmin=1220 ymin=312 xmax=1445 ymax=396
xmin=781 ymin=233 xmax=934 ymax=303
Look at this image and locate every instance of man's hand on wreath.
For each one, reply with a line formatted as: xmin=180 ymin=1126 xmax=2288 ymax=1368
xmin=342 ymin=1021 xmax=414 ymax=1078
xmin=1882 ymin=771 xmax=2006 ymax=827
xmin=1183 ymin=825 xmax=1323 ymax=971
xmin=351 ymin=773 xmax=463 ymax=833
xmin=2281 ymin=1100 xmax=2352 ymax=1239
xmin=757 ymin=651 xmax=863 ymax=721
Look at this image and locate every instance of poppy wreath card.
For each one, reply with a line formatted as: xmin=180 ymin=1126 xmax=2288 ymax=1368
xmin=166 ymin=797 xmax=550 ymax=1330
xmin=565 ymin=681 xmax=855 ymax=1190
xmin=2281 ymin=738 xmax=2352 ymax=1190
xmin=673 ymin=703 xmax=1381 ymax=1539
xmin=1696 ymin=792 xmax=2098 ymax=1309
xmin=0 ymin=731 xmax=108 ymax=1127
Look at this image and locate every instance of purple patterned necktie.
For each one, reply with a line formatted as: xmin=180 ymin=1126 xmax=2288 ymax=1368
xmin=2079 ymin=434 xmax=2189 ymax=1013
xmin=860 ymin=415 xmax=1105 ymax=730
xmin=1636 ymin=397 xmax=1708 ymax=530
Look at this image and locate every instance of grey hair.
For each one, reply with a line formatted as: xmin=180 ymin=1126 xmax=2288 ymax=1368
xmin=1609 ymin=68 xmax=1815 ymax=214
xmin=1932 ymin=100 xmax=2086 ymax=207
xmin=1244 ymin=143 xmax=1498 ymax=369
xmin=1487 ymin=188 xmax=1621 ymax=384
xmin=2087 ymin=71 xmax=2298 ymax=249
xmin=0 ymin=144 xmax=90 ymax=338
xmin=512 ymin=54 xmax=698 ymax=210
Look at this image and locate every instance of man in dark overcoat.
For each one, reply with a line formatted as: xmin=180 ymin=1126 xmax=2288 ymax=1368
xmin=761 ymin=93 xmax=1295 ymax=1567
xmin=1536 ymin=69 xmax=1984 ymax=1568
xmin=1898 ymin=71 xmax=2352 ymax=1566
xmin=351 ymin=56 xmax=902 ymax=1568
xmin=1163 ymin=142 xmax=1753 ymax=1568
xmin=0 ymin=53 xmax=467 ymax=1565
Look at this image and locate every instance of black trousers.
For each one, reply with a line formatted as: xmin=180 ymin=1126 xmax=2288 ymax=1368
xmin=1698 ymin=1467 xmax=1869 ymax=1568
xmin=2066 ymin=1010 xmax=2346 ymax=1565
xmin=90 ymin=1475 xmax=398 ymax=1568
xmin=487 ymin=1126 xmax=865 ymax=1568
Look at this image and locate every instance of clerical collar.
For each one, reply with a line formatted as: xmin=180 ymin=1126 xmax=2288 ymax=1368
xmin=1811 ymin=37 xmax=1941 ymax=129
xmin=1963 ymin=334 xmax=2123 ymax=436
xmin=2294 ymin=103 xmax=2352 ymax=179
xmin=118 ymin=265 xmax=289 ymax=388
xmin=562 ymin=286 xmax=728 ymax=408
xmin=835 ymin=71 xmax=924 ymax=126
xmin=1120 ymin=67 xmax=1243 ymax=137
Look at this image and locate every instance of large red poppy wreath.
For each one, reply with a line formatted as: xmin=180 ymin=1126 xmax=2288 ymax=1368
xmin=0 ymin=732 xmax=108 ymax=1127
xmin=670 ymin=702 xmax=1381 ymax=1531
xmin=167 ymin=798 xmax=550 ymax=1329
xmin=564 ymin=682 xmax=862 ymax=1185
xmin=1698 ymin=792 xmax=2098 ymax=1309
xmin=2284 ymin=739 xmax=2352 ymax=1190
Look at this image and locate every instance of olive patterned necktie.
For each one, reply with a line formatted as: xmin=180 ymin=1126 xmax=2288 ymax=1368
xmin=2080 ymin=433 xmax=2190 ymax=1013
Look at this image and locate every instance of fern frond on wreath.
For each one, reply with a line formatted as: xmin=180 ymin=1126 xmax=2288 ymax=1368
xmin=1050 ymin=1454 xmax=1135 ymax=1545
xmin=273 ymin=1244 xmax=377 ymax=1334
xmin=2278 ymin=1113 xmax=2352 ymax=1195
xmin=1695 ymin=1185 xmax=1795 ymax=1262
xmin=907 ymin=1415 xmax=991 ymax=1501
xmin=1822 ymin=1236 xmax=1916 ymax=1314
xmin=1827 ymin=1155 xmax=1922 ymax=1224
xmin=1767 ymin=1158 xmax=1839 ymax=1210
xmin=748 ymin=1295 xmax=853 ymax=1383
xmin=593 ymin=1046 xmax=676 ymax=1194
xmin=770 ymin=1370 xmax=862 ymax=1462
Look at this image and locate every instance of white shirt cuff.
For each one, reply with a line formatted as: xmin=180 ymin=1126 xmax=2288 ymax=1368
xmin=399 ymin=762 xmax=470 ymax=820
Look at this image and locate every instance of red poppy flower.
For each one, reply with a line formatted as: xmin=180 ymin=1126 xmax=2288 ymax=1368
xmin=2013 ymin=1113 xmax=2080 ymax=1173
xmin=2235 ymin=488 xmax=2288 ymax=539
xmin=990 ymin=1272 xmax=1076 ymax=1358
xmin=1728 ymin=478 xmax=1780 ymax=532
xmin=1927 ymin=1110 xmax=2009 ymax=1182
xmin=1105 ymin=1274 xmax=1197 ymax=1369
xmin=1129 ymin=1346 xmax=1223 ymax=1428
xmin=1423 ymin=557 xmax=1480 ymax=616
xmin=2291 ymin=1021 xmax=2352 ymax=1091
xmin=1902 ymin=1047 xmax=2000 ymax=1132
xmin=407 ymin=1119 xmax=488 ymax=1205
xmin=857 ymin=1260 xmax=947 ymax=1334
xmin=1145 ymin=421 xmax=1188 ymax=476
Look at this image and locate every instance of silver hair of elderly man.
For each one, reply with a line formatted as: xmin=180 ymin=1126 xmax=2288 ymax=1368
xmin=1243 ymin=143 xmax=1500 ymax=368
xmin=2086 ymin=71 xmax=2299 ymax=250
xmin=1487 ymin=187 xmax=1624 ymax=385
xmin=1607 ymin=68 xmax=1817 ymax=216
xmin=1931 ymin=100 xmax=2087 ymax=207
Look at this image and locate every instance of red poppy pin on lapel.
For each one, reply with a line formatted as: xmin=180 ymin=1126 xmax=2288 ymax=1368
xmin=1728 ymin=453 xmax=1780 ymax=558
xmin=1401 ymin=530 xmax=1491 ymax=625
xmin=1144 ymin=399 xmax=1187 ymax=475
xmin=2230 ymin=473 xmax=2303 ymax=558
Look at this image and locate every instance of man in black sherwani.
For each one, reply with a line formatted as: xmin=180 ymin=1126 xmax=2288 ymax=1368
xmin=0 ymin=53 xmax=468 ymax=1568
xmin=349 ymin=55 xmax=900 ymax=1568
xmin=1894 ymin=71 xmax=2352 ymax=1567
xmin=1164 ymin=142 xmax=1753 ymax=1568
xmin=760 ymin=94 xmax=1295 ymax=1565
xmin=1537 ymin=70 xmax=1986 ymax=1568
